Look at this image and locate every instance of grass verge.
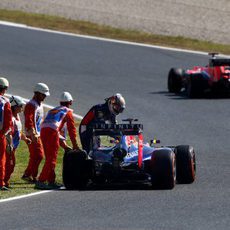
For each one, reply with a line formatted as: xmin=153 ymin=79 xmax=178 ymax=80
xmin=0 ymin=9 xmax=230 ymax=54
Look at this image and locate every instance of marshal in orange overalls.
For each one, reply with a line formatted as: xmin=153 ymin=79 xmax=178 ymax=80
xmin=23 ymin=98 xmax=44 ymax=182
xmin=0 ymin=95 xmax=12 ymax=187
xmin=38 ymin=105 xmax=78 ymax=184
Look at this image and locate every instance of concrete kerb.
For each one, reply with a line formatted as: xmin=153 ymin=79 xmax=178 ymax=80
xmin=5 ymin=93 xmax=83 ymax=120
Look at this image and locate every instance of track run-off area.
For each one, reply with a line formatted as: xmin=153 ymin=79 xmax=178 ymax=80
xmin=0 ymin=22 xmax=229 ymax=230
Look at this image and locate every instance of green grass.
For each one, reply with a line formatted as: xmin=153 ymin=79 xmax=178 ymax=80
xmin=0 ymin=9 xmax=230 ymax=54
xmin=0 ymin=141 xmax=66 ymax=199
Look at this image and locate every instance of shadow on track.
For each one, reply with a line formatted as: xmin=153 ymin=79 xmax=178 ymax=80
xmin=56 ymin=182 xmax=155 ymax=191
xmin=149 ymin=90 xmax=230 ymax=100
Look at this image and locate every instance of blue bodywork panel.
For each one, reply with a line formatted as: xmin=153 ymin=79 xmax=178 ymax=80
xmin=91 ymin=135 xmax=155 ymax=167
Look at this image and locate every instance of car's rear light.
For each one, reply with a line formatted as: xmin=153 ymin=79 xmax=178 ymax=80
xmin=223 ymin=75 xmax=230 ymax=79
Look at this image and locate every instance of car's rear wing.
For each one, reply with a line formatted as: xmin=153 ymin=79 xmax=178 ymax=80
xmin=92 ymin=123 xmax=144 ymax=168
xmin=209 ymin=58 xmax=230 ymax=67
xmin=92 ymin=123 xmax=143 ymax=136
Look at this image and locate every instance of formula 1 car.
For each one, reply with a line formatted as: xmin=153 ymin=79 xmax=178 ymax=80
xmin=168 ymin=53 xmax=230 ymax=98
xmin=63 ymin=119 xmax=196 ymax=190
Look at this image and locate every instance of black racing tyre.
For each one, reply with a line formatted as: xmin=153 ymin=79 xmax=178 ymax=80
xmin=175 ymin=145 xmax=196 ymax=184
xmin=63 ymin=149 xmax=92 ymax=190
xmin=92 ymin=175 xmax=106 ymax=184
xmin=168 ymin=68 xmax=183 ymax=93
xmin=151 ymin=149 xmax=176 ymax=189
xmin=187 ymin=74 xmax=205 ymax=98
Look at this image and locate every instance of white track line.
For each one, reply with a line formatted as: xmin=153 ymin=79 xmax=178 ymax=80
xmin=5 ymin=94 xmax=83 ymax=120
xmin=1 ymin=20 xmax=230 ymax=57
xmin=0 ymin=190 xmax=52 ymax=203
xmin=0 ymin=20 xmax=210 ymax=56
xmin=1 ymin=20 xmax=229 ymax=57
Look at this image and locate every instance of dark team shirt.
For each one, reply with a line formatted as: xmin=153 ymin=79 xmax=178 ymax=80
xmin=80 ymin=103 xmax=116 ymax=129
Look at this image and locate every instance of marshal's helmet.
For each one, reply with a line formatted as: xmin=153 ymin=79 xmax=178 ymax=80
xmin=0 ymin=77 xmax=9 ymax=89
xmin=9 ymin=95 xmax=25 ymax=107
xmin=34 ymin=83 xmax=50 ymax=96
xmin=60 ymin=92 xmax=73 ymax=102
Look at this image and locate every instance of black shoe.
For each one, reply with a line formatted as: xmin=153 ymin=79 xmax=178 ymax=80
xmin=35 ymin=181 xmax=51 ymax=190
xmin=5 ymin=184 xmax=13 ymax=189
xmin=35 ymin=181 xmax=61 ymax=190
xmin=0 ymin=186 xmax=10 ymax=191
xmin=48 ymin=182 xmax=63 ymax=189
xmin=21 ymin=175 xmax=37 ymax=183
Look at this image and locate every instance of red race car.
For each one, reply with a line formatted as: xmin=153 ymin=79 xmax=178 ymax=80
xmin=168 ymin=53 xmax=230 ymax=98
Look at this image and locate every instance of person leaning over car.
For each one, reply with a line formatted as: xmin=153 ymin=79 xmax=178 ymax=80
xmin=5 ymin=96 xmax=31 ymax=189
xmin=79 ymin=93 xmax=126 ymax=153
xmin=0 ymin=77 xmax=13 ymax=191
xmin=22 ymin=83 xmax=50 ymax=183
xmin=35 ymin=92 xmax=80 ymax=190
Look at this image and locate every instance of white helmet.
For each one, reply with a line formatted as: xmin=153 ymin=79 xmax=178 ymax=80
xmin=60 ymin=92 xmax=73 ymax=102
xmin=108 ymin=93 xmax=126 ymax=115
xmin=9 ymin=95 xmax=25 ymax=107
xmin=0 ymin=77 xmax=9 ymax=89
xmin=34 ymin=83 xmax=50 ymax=96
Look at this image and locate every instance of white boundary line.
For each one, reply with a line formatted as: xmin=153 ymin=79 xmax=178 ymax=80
xmin=0 ymin=20 xmax=210 ymax=56
xmin=0 ymin=190 xmax=52 ymax=203
xmin=1 ymin=20 xmax=229 ymax=57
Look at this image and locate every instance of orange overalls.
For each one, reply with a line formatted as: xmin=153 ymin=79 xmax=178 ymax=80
xmin=0 ymin=95 xmax=12 ymax=187
xmin=39 ymin=106 xmax=77 ymax=183
xmin=5 ymin=114 xmax=22 ymax=187
xmin=23 ymin=98 xmax=44 ymax=181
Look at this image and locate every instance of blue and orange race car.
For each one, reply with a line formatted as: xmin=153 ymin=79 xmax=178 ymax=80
xmin=168 ymin=53 xmax=230 ymax=97
xmin=63 ymin=119 xmax=196 ymax=190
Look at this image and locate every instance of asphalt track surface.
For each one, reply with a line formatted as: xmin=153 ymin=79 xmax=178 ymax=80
xmin=0 ymin=24 xmax=229 ymax=230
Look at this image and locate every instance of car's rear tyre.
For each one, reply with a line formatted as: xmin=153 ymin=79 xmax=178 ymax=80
xmin=175 ymin=145 xmax=196 ymax=184
xmin=187 ymin=74 xmax=205 ymax=98
xmin=63 ymin=149 xmax=92 ymax=190
xmin=151 ymin=149 xmax=176 ymax=189
xmin=168 ymin=68 xmax=183 ymax=93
